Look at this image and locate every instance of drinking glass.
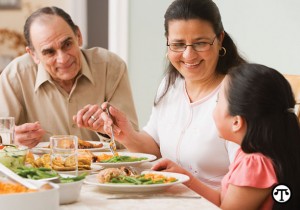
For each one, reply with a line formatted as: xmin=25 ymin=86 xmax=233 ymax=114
xmin=0 ymin=117 xmax=15 ymax=145
xmin=50 ymin=135 xmax=78 ymax=175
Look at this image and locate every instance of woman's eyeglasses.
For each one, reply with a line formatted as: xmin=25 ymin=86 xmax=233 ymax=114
xmin=167 ymin=36 xmax=217 ymax=52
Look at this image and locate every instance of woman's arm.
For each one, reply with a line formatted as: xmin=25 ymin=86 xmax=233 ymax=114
xmin=125 ymin=130 xmax=161 ymax=158
xmin=101 ymin=102 xmax=162 ymax=158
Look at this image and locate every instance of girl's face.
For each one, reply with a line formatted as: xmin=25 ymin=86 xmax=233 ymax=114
xmin=167 ymin=19 xmax=223 ymax=83
xmin=213 ymin=77 xmax=237 ymax=142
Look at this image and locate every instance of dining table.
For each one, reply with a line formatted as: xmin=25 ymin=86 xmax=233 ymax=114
xmin=58 ymin=157 xmax=220 ymax=210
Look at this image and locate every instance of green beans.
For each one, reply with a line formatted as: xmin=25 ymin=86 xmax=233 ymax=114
xmin=15 ymin=167 xmax=87 ymax=183
xmin=101 ymin=156 xmax=148 ymax=163
xmin=60 ymin=173 xmax=87 ymax=183
xmin=15 ymin=166 xmax=58 ymax=180
xmin=107 ymin=174 xmax=178 ymax=185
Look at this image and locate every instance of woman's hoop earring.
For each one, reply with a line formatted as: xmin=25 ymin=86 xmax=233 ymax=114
xmin=219 ymin=47 xmax=226 ymax=57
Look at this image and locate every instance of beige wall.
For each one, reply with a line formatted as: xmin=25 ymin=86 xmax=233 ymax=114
xmin=0 ymin=0 xmax=69 ymax=31
xmin=0 ymin=0 xmax=70 ymax=72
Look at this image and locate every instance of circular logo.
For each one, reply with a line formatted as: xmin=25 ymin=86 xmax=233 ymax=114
xmin=272 ymin=184 xmax=291 ymax=203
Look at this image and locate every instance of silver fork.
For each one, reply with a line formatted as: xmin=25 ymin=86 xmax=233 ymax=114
xmin=105 ymin=106 xmax=118 ymax=156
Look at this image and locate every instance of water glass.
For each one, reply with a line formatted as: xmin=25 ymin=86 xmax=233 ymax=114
xmin=50 ymin=135 xmax=78 ymax=175
xmin=0 ymin=117 xmax=15 ymax=145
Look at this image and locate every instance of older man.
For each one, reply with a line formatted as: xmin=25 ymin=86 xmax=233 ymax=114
xmin=0 ymin=7 xmax=138 ymax=148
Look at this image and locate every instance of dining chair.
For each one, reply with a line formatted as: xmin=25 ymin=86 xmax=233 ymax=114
xmin=284 ymin=74 xmax=300 ymax=121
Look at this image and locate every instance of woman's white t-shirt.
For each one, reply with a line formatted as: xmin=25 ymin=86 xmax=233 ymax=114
xmin=143 ymin=77 xmax=239 ymax=189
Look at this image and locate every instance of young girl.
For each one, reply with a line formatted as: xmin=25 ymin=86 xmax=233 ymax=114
xmin=152 ymin=63 xmax=300 ymax=210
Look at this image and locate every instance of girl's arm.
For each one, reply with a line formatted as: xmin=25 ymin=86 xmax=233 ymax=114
xmin=221 ymin=184 xmax=272 ymax=210
xmin=152 ymin=159 xmax=272 ymax=209
xmin=186 ymin=176 xmax=221 ymax=206
xmin=152 ymin=159 xmax=221 ymax=205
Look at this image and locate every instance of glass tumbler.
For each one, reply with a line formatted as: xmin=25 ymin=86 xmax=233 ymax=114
xmin=50 ymin=135 xmax=78 ymax=175
xmin=0 ymin=117 xmax=15 ymax=145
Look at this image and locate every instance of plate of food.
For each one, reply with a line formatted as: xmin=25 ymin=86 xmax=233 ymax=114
xmin=91 ymin=152 xmax=157 ymax=167
xmin=26 ymin=151 xmax=103 ymax=174
xmin=84 ymin=169 xmax=190 ymax=192
xmin=31 ymin=140 xmax=109 ymax=154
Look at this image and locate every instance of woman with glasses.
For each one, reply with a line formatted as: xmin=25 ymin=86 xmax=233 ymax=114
xmin=100 ymin=0 xmax=247 ymax=189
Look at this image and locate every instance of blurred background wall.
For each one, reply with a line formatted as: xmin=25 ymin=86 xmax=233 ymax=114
xmin=1 ymin=0 xmax=299 ymax=128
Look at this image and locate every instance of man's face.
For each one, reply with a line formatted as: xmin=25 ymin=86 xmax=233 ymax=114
xmin=27 ymin=15 xmax=82 ymax=83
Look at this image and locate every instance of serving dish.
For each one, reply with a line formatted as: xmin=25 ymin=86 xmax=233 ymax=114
xmin=58 ymin=174 xmax=84 ymax=205
xmin=0 ymin=145 xmax=28 ymax=170
xmin=0 ymin=178 xmax=59 ymax=210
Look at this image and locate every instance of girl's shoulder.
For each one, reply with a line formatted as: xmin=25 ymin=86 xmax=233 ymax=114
xmin=229 ymin=149 xmax=278 ymax=188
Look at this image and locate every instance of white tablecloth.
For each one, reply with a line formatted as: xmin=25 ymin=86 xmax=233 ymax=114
xmin=59 ymin=161 xmax=219 ymax=210
xmin=59 ymin=182 xmax=219 ymax=210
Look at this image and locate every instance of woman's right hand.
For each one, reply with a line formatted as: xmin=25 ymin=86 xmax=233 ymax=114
xmin=100 ymin=102 xmax=136 ymax=145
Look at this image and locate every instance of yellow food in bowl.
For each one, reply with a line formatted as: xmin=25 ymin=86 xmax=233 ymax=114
xmin=0 ymin=182 xmax=36 ymax=194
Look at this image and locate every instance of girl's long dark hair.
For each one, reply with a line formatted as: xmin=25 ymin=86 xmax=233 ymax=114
xmin=226 ymin=63 xmax=300 ymax=209
xmin=155 ymin=0 xmax=246 ymax=105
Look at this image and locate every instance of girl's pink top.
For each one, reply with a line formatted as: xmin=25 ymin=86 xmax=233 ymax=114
xmin=221 ymin=148 xmax=278 ymax=210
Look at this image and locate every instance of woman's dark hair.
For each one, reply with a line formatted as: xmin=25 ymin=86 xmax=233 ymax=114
xmin=155 ymin=0 xmax=246 ymax=105
xmin=226 ymin=63 xmax=300 ymax=209
xmin=24 ymin=6 xmax=78 ymax=49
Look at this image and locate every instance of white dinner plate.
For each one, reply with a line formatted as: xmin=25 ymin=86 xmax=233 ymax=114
xmin=91 ymin=152 xmax=157 ymax=167
xmin=58 ymin=164 xmax=103 ymax=175
xmin=84 ymin=171 xmax=190 ymax=193
xmin=31 ymin=141 xmax=109 ymax=154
